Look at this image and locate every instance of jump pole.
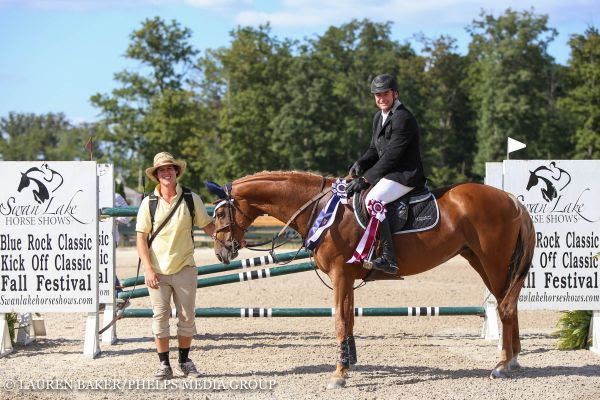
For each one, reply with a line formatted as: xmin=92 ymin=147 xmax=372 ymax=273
xmin=123 ymin=306 xmax=486 ymax=318
xmin=118 ymin=262 xmax=315 ymax=300
xmin=120 ymin=250 xmax=311 ymax=288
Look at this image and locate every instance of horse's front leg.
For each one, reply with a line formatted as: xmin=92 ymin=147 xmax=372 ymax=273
xmin=327 ymin=271 xmax=355 ymax=390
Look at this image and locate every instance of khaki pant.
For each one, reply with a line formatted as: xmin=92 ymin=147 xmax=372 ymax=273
xmin=148 ymin=265 xmax=197 ymax=338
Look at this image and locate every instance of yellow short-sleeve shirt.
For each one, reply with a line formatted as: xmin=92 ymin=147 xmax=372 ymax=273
xmin=136 ymin=184 xmax=213 ymax=275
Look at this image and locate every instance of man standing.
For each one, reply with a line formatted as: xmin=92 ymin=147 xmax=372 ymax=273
xmin=136 ymin=152 xmax=215 ymax=379
xmin=346 ymin=74 xmax=426 ymax=274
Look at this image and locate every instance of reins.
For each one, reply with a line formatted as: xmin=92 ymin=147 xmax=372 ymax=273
xmin=217 ymin=176 xmax=370 ymax=290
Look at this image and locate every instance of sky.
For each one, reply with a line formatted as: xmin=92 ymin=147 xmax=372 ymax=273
xmin=0 ymin=0 xmax=598 ymax=123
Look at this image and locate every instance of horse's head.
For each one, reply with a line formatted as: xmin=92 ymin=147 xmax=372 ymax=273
xmin=17 ymin=172 xmax=31 ymax=192
xmin=207 ymin=179 xmax=262 ymax=264
xmin=525 ymin=171 xmax=538 ymax=191
xmin=213 ymin=197 xmax=258 ymax=263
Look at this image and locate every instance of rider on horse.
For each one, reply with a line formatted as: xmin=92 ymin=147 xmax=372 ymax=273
xmin=345 ymin=74 xmax=426 ymax=275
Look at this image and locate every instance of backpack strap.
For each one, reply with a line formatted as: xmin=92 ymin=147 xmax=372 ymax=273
xmin=148 ymin=193 xmax=158 ymax=237
xmin=182 ymin=186 xmax=195 ymax=221
xmin=182 ymin=186 xmax=195 ymax=240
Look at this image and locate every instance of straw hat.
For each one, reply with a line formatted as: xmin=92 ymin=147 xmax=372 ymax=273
xmin=145 ymin=152 xmax=187 ymax=183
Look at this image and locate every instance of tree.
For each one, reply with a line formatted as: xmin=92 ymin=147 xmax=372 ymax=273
xmin=271 ymin=20 xmax=418 ymax=176
xmin=467 ymin=9 xmax=558 ymax=177
xmin=559 ymin=27 xmax=600 ymax=159
xmin=416 ymin=35 xmax=474 ymax=185
xmin=199 ymin=25 xmax=294 ymax=179
xmin=91 ymin=17 xmax=203 ymax=190
xmin=0 ymin=112 xmax=92 ymax=161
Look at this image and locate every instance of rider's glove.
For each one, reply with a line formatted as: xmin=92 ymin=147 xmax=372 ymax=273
xmin=345 ymin=177 xmax=369 ymax=198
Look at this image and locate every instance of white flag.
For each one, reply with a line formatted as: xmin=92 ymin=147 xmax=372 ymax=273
xmin=507 ymin=137 xmax=526 ymax=154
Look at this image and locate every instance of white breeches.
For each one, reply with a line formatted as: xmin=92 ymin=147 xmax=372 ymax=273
xmin=364 ymin=178 xmax=414 ymax=206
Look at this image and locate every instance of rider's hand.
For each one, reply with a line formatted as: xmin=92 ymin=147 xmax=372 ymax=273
xmin=348 ymin=162 xmax=364 ymax=178
xmin=346 ymin=177 xmax=369 ymax=198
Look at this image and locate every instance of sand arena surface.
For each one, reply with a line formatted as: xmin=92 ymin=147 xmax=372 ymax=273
xmin=1 ymin=247 xmax=599 ymax=400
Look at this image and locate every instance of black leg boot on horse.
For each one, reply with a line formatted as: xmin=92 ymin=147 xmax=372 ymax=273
xmin=364 ymin=218 xmax=398 ymax=274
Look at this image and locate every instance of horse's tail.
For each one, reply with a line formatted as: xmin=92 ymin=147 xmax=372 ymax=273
xmin=497 ymin=197 xmax=536 ymax=320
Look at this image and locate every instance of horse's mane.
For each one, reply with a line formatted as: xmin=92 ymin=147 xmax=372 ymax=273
xmin=234 ymin=170 xmax=330 ymax=185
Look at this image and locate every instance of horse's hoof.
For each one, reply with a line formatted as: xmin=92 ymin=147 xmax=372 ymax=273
xmin=326 ymin=377 xmax=346 ymax=390
xmin=508 ymin=357 xmax=521 ymax=371
xmin=489 ymin=366 xmax=509 ymax=379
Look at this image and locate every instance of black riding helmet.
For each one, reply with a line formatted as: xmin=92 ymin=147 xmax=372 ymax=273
xmin=370 ymin=74 xmax=398 ymax=94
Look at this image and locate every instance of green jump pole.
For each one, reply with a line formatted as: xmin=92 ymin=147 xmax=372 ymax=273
xmin=102 ymin=205 xmax=215 ymax=217
xmin=120 ymin=250 xmax=311 ymax=288
xmin=118 ymin=261 xmax=315 ymax=300
xmin=122 ymin=306 xmax=486 ymax=318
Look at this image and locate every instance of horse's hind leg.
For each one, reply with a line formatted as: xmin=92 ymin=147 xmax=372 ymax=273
xmin=490 ymin=303 xmax=515 ymax=378
xmin=508 ymin=305 xmax=522 ymax=371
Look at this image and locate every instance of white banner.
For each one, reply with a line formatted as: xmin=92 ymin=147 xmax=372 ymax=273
xmin=503 ymin=160 xmax=600 ymax=310
xmin=97 ymin=164 xmax=114 ymax=304
xmin=0 ymin=161 xmax=98 ymax=312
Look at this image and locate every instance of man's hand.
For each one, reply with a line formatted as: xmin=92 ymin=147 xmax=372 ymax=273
xmin=346 ymin=177 xmax=369 ymax=198
xmin=348 ymin=162 xmax=364 ymax=178
xmin=145 ymin=269 xmax=159 ymax=289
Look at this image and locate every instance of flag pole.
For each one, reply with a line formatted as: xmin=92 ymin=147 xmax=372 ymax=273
xmin=85 ymin=136 xmax=94 ymax=161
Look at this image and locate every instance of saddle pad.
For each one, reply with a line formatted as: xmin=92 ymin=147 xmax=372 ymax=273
xmin=353 ymin=192 xmax=440 ymax=234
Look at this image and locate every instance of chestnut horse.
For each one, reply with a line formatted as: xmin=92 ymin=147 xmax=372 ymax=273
xmin=211 ymin=171 xmax=535 ymax=388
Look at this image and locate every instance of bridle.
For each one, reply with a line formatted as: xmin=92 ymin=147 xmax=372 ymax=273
xmin=213 ymin=179 xmax=329 ymax=261
xmin=212 ymin=185 xmax=253 ymax=259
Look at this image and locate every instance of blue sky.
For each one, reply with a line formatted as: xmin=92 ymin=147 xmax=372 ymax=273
xmin=0 ymin=0 xmax=598 ymax=123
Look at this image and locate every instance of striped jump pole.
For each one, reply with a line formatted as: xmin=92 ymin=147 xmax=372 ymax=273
xmin=120 ymin=250 xmax=311 ymax=288
xmin=122 ymin=306 xmax=486 ymax=318
xmin=118 ymin=261 xmax=315 ymax=300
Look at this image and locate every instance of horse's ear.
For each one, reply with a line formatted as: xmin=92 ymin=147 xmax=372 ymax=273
xmin=204 ymin=181 xmax=226 ymax=199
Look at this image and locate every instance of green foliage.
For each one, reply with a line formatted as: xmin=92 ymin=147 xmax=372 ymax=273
xmin=91 ymin=17 xmax=203 ymax=190
xmin=558 ymin=27 xmax=600 ymax=159
xmin=0 ymin=112 xmax=94 ymax=161
xmin=467 ymin=9 xmax=559 ymax=177
xmin=417 ymin=35 xmax=475 ymax=185
xmin=5 ymin=313 xmax=17 ymax=346
xmin=271 ymin=20 xmax=413 ymax=176
xmin=554 ymin=310 xmax=592 ymax=350
xmin=198 ymin=25 xmax=295 ymax=179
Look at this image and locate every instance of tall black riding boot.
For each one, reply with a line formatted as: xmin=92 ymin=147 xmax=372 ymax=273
xmin=363 ymin=219 xmax=398 ymax=275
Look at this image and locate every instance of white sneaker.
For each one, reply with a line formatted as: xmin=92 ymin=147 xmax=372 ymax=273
xmin=179 ymin=360 xmax=201 ymax=378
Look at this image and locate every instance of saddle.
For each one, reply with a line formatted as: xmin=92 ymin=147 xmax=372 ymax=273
xmin=352 ymin=186 xmax=439 ymax=234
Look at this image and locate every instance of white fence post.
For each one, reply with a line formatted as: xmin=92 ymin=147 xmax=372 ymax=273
xmin=16 ymin=313 xmax=35 ymax=345
xmin=101 ymin=304 xmax=117 ymax=345
xmin=0 ymin=313 xmax=14 ymax=357
xmin=84 ymin=312 xmax=100 ymax=358
xmin=590 ymin=311 xmax=600 ymax=356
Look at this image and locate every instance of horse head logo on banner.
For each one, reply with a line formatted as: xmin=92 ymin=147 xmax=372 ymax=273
xmin=526 ymin=161 xmax=572 ymax=202
xmin=17 ymin=163 xmax=64 ymax=204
